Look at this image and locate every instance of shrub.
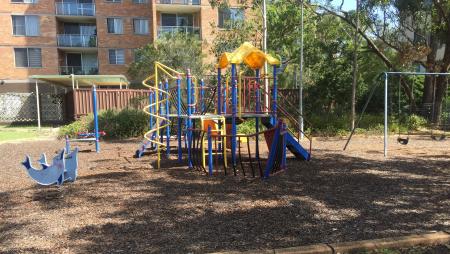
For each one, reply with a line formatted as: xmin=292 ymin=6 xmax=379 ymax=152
xmin=59 ymin=109 xmax=149 ymax=139
xmin=408 ymin=114 xmax=427 ymax=130
xmin=59 ymin=114 xmax=93 ymax=138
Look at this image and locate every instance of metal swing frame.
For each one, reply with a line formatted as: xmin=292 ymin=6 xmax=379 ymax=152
xmin=383 ymin=72 xmax=450 ymax=157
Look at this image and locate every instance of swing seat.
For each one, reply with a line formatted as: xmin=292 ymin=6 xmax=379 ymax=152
xmin=431 ymin=134 xmax=446 ymax=141
xmin=397 ymin=137 xmax=409 ymax=145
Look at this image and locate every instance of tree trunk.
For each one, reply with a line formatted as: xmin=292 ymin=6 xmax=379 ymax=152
xmin=432 ymin=75 xmax=449 ymax=124
xmin=351 ymin=0 xmax=359 ymax=130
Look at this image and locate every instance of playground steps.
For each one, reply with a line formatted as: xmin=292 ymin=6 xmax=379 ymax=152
xmin=261 ymin=118 xmax=310 ymax=161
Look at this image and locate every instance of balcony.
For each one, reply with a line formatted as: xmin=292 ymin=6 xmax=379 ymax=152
xmin=57 ymin=34 xmax=97 ymax=48
xmin=60 ymin=65 xmax=98 ymax=75
xmin=158 ymin=26 xmax=200 ymax=38
xmin=157 ymin=0 xmax=200 ymax=5
xmin=156 ymin=0 xmax=200 ymax=12
xmin=55 ymin=3 xmax=95 ymax=17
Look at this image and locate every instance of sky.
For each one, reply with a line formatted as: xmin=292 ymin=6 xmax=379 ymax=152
xmin=312 ymin=0 xmax=357 ymax=11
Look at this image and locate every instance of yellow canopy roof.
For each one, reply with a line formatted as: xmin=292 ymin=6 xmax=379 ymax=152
xmin=217 ymin=42 xmax=280 ymax=69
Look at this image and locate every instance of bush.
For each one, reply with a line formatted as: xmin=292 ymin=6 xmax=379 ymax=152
xmin=59 ymin=114 xmax=93 ymax=138
xmin=59 ymin=109 xmax=149 ymax=139
xmin=408 ymin=114 xmax=427 ymax=130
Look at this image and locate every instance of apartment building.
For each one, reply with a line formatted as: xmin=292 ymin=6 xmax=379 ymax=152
xmin=0 ymin=0 xmax=245 ymax=92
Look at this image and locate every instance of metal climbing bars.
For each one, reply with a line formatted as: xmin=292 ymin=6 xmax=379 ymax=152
xmin=142 ymin=61 xmax=183 ymax=168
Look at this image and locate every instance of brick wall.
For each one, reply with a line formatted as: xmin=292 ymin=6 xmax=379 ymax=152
xmin=0 ymin=1 xmax=58 ymax=80
xmin=0 ymin=0 xmax=253 ymax=84
xmin=96 ymin=0 xmax=154 ymax=75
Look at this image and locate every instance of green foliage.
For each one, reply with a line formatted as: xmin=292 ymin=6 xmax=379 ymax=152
xmin=128 ymin=33 xmax=207 ymax=82
xmin=59 ymin=109 xmax=149 ymax=139
xmin=59 ymin=114 xmax=94 ymax=138
xmin=237 ymin=119 xmax=257 ymax=135
xmin=407 ymin=114 xmax=428 ymax=130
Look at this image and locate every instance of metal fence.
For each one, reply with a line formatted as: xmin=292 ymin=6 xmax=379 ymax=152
xmin=0 ymin=92 xmax=65 ymax=123
xmin=55 ymin=3 xmax=95 ymax=16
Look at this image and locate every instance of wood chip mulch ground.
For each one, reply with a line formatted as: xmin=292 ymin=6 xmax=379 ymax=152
xmin=0 ymin=135 xmax=449 ymax=253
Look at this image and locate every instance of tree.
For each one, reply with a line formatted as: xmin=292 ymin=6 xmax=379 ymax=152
xmin=128 ymin=34 xmax=207 ymax=82
xmin=310 ymin=0 xmax=450 ymax=123
xmin=208 ymin=0 xmax=262 ymax=58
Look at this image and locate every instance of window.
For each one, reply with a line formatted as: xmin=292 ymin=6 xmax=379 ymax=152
xmin=12 ymin=15 xmax=40 ymax=36
xmin=218 ymin=8 xmax=244 ymax=28
xmin=105 ymin=0 xmax=121 ymax=2
xmin=109 ymin=49 xmax=125 ymax=64
xmin=161 ymin=13 xmax=193 ymax=26
xmin=11 ymin=0 xmax=38 ymax=3
xmin=161 ymin=14 xmax=176 ymax=26
xmin=107 ymin=18 xmax=123 ymax=34
xmin=133 ymin=0 xmax=148 ymax=3
xmin=14 ymin=48 xmax=42 ymax=68
xmin=133 ymin=19 xmax=149 ymax=35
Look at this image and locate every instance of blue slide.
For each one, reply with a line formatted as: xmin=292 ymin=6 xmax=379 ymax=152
xmin=262 ymin=118 xmax=310 ymax=161
xmin=285 ymin=132 xmax=310 ymax=161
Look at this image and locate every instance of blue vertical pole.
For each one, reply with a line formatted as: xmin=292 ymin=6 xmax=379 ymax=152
xmin=176 ymin=75 xmax=182 ymax=162
xmin=207 ymin=126 xmax=213 ymax=176
xmin=200 ymin=79 xmax=205 ymax=113
xmin=65 ymin=135 xmax=70 ymax=154
xmin=216 ymin=70 xmax=223 ymax=159
xmin=187 ymin=69 xmax=193 ymax=169
xmin=92 ymin=85 xmax=100 ymax=153
xmin=165 ymin=79 xmax=170 ymax=156
xmin=256 ymin=69 xmax=261 ymax=113
xmin=150 ymin=91 xmax=155 ymax=149
xmin=255 ymin=69 xmax=260 ymax=162
xmin=281 ymin=122 xmax=287 ymax=169
xmin=271 ymin=65 xmax=278 ymax=125
xmin=148 ymin=91 xmax=153 ymax=149
xmin=217 ymin=68 xmax=221 ymax=114
xmin=231 ymin=64 xmax=237 ymax=167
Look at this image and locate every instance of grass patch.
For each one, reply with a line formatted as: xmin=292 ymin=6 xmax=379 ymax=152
xmin=0 ymin=126 xmax=55 ymax=142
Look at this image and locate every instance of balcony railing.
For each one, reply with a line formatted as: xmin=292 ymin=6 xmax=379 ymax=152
xmin=158 ymin=26 xmax=200 ymax=37
xmin=55 ymin=3 xmax=95 ymax=16
xmin=60 ymin=66 xmax=99 ymax=75
xmin=57 ymin=34 xmax=97 ymax=48
xmin=156 ymin=0 xmax=200 ymax=5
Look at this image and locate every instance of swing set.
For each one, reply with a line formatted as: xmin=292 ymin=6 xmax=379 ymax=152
xmin=344 ymin=71 xmax=450 ymax=157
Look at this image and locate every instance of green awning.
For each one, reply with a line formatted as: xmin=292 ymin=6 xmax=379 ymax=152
xmin=30 ymin=74 xmax=130 ymax=88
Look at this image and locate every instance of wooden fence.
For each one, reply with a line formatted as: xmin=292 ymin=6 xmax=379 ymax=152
xmin=69 ymin=88 xmax=300 ymax=119
xmin=70 ymin=88 xmax=151 ymax=119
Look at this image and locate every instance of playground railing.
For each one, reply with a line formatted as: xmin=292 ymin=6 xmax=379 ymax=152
xmin=190 ymin=126 xmax=285 ymax=178
xmin=260 ymin=89 xmax=313 ymax=158
xmin=240 ymin=76 xmax=273 ymax=114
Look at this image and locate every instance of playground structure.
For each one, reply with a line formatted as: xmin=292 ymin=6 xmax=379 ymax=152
xmin=65 ymin=85 xmax=103 ymax=153
xmin=21 ymin=148 xmax=79 ymax=186
xmin=136 ymin=42 xmax=312 ymax=178
xmin=344 ymin=71 xmax=450 ymax=156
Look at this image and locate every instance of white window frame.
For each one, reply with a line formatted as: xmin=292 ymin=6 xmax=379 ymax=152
xmin=12 ymin=15 xmax=40 ymax=36
xmin=105 ymin=0 xmax=121 ymax=3
xmin=11 ymin=0 xmax=38 ymax=3
xmin=109 ymin=49 xmax=125 ymax=65
xmin=133 ymin=0 xmax=148 ymax=3
xmin=133 ymin=18 xmax=149 ymax=35
xmin=218 ymin=7 xmax=244 ymax=29
xmin=107 ymin=17 xmax=124 ymax=34
xmin=14 ymin=48 xmax=42 ymax=68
